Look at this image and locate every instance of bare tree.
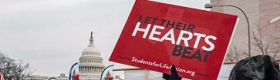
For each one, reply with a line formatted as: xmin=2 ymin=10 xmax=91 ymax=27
xmin=0 ymin=52 xmax=33 ymax=80
xmin=252 ymin=26 xmax=280 ymax=58
xmin=270 ymin=37 xmax=280 ymax=57
xmin=226 ymin=43 xmax=240 ymax=62
xmin=225 ymin=43 xmax=249 ymax=62
xmin=225 ymin=24 xmax=280 ymax=62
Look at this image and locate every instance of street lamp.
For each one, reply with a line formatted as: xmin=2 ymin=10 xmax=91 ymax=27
xmin=204 ymin=3 xmax=251 ymax=57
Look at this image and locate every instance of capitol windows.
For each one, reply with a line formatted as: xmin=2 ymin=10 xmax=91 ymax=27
xmin=83 ymin=52 xmax=87 ymax=55
xmin=84 ymin=52 xmax=93 ymax=55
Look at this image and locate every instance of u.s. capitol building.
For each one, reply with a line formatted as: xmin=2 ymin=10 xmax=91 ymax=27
xmin=79 ymin=32 xmax=105 ymax=80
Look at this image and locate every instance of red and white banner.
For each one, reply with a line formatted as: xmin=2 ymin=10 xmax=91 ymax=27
xmin=101 ymin=65 xmax=114 ymax=80
xmin=69 ymin=62 xmax=79 ymax=80
xmin=109 ymin=0 xmax=238 ymax=80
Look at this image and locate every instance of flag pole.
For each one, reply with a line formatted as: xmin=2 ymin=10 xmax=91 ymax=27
xmin=145 ymin=69 xmax=149 ymax=80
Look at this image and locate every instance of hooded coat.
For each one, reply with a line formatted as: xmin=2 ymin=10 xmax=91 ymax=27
xmin=229 ymin=55 xmax=280 ymax=80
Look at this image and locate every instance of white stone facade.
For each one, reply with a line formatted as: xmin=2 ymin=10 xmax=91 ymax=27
xmin=79 ymin=32 xmax=105 ymax=80
xmin=23 ymin=75 xmax=49 ymax=80
xmin=210 ymin=0 xmax=280 ymax=60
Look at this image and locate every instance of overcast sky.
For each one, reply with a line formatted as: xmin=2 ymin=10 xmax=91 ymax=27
xmin=0 ymin=0 xmax=209 ymax=77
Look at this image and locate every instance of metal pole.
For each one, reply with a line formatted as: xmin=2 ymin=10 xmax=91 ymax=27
xmin=211 ymin=5 xmax=251 ymax=57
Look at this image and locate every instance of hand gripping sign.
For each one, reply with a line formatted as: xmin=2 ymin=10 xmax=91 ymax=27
xmin=109 ymin=0 xmax=238 ymax=80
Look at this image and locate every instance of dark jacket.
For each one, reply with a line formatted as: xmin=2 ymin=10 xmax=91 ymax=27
xmin=229 ymin=55 xmax=280 ymax=80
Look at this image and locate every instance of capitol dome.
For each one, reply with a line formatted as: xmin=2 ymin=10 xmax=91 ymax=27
xmin=79 ymin=32 xmax=105 ymax=80
xmin=82 ymin=47 xmax=99 ymax=55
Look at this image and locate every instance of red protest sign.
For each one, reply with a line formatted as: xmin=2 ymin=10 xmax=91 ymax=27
xmin=109 ymin=0 xmax=238 ymax=80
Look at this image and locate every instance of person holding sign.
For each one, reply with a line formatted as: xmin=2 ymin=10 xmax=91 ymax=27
xmin=162 ymin=66 xmax=182 ymax=80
